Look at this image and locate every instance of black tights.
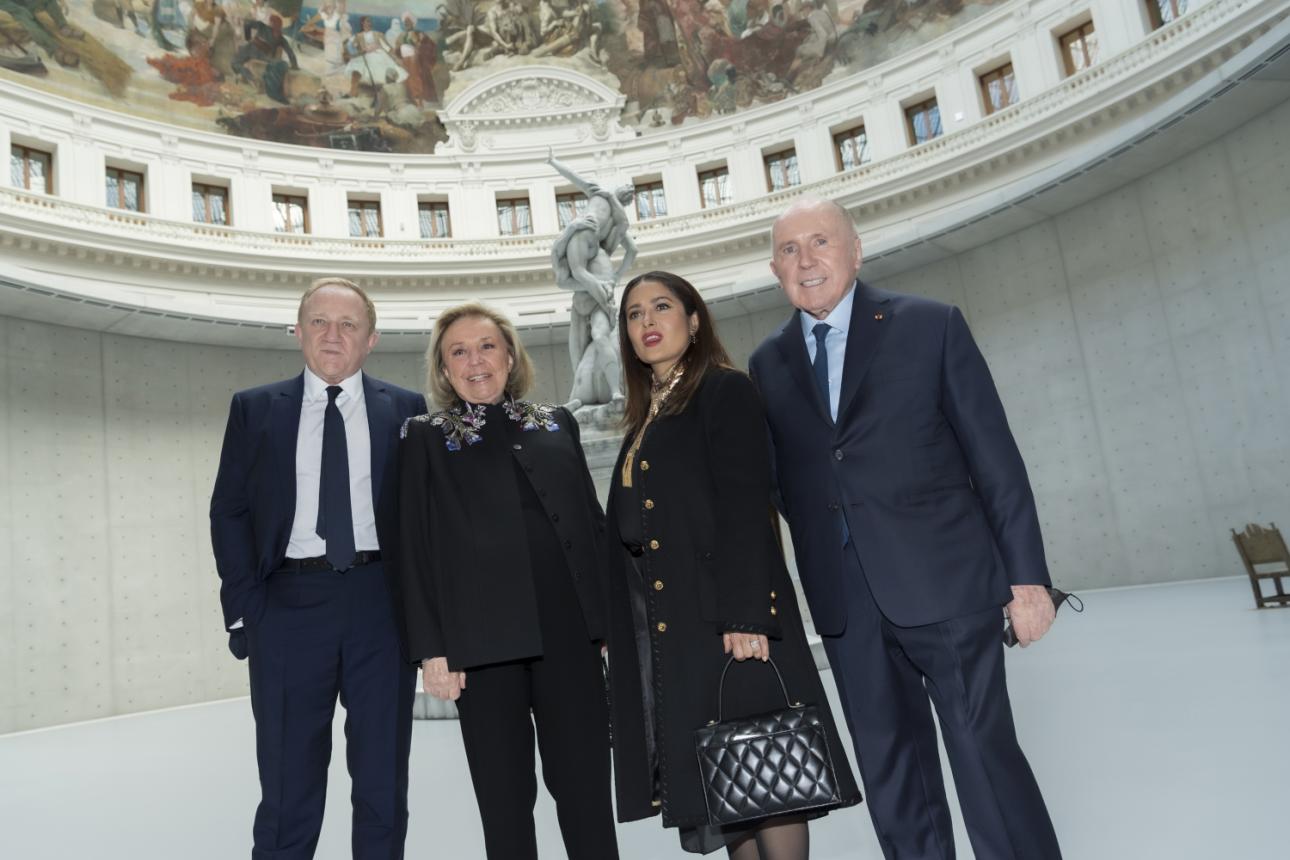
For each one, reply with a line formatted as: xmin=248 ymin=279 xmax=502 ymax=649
xmin=726 ymin=816 xmax=809 ymax=860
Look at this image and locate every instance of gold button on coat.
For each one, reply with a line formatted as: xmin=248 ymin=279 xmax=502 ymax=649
xmin=770 ymin=591 xmax=777 ymax=600
xmin=770 ymin=606 xmax=778 ymax=616
xmin=644 ymin=499 xmax=654 ymax=509
xmin=654 ymin=580 xmax=664 ymax=591
xmin=656 ymin=622 xmax=667 ymax=632
xmin=640 ymin=460 xmax=650 ymax=471
xmin=649 ymin=539 xmax=660 ymax=550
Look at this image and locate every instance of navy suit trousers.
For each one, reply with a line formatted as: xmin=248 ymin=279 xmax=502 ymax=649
xmin=245 ymin=561 xmax=415 ymax=860
xmin=822 ymin=545 xmax=1061 ymax=860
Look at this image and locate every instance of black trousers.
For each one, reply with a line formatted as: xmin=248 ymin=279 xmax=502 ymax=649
xmin=245 ymin=561 xmax=415 ymax=860
xmin=822 ymin=545 xmax=1061 ymax=860
xmin=452 ymin=574 xmax=618 ymax=860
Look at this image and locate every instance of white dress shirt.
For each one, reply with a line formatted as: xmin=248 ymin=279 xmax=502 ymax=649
xmin=800 ymin=282 xmax=856 ymax=421
xmin=286 ymin=367 xmax=380 ymax=558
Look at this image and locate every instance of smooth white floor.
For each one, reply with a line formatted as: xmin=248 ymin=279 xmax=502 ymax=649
xmin=2 ymin=576 xmax=1288 ymax=860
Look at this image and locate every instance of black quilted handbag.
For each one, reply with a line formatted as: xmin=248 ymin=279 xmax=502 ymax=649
xmin=694 ymin=656 xmax=843 ymax=826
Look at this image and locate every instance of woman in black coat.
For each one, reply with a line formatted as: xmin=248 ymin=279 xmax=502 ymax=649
xmin=396 ymin=302 xmax=618 ymax=860
xmin=605 ymin=271 xmax=861 ymax=859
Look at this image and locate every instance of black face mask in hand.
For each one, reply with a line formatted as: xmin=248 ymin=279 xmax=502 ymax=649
xmin=1003 ymin=587 xmax=1083 ymax=648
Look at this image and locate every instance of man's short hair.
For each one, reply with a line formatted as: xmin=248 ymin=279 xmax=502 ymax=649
xmin=297 ymin=277 xmax=377 ymax=331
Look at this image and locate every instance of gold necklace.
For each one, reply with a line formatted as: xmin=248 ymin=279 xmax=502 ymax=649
xmin=621 ymin=362 xmax=685 ymax=488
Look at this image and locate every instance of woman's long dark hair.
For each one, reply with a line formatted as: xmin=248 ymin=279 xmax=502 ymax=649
xmin=618 ymin=271 xmax=734 ymax=437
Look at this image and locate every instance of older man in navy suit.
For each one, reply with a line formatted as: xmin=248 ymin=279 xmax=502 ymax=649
xmin=211 ymin=277 xmax=426 ymax=859
xmin=749 ymin=198 xmax=1061 ymax=860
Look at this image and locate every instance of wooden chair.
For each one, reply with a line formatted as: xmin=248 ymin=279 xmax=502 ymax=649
xmin=1231 ymin=523 xmax=1290 ymax=609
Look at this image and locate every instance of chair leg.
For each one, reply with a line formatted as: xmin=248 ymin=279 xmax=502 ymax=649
xmin=1249 ymin=574 xmax=1265 ymax=609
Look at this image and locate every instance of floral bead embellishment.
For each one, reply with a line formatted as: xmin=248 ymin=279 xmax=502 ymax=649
xmin=429 ymin=403 xmax=488 ymax=451
xmin=504 ymin=399 xmax=561 ymax=433
xmin=399 ymin=413 xmax=433 ymax=440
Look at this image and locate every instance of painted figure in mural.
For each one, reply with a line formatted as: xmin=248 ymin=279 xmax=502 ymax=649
xmin=638 ymin=0 xmax=681 ymax=65
xmin=440 ymin=0 xmax=513 ymax=71
xmin=232 ymin=14 xmax=299 ymax=103
xmin=345 ymin=15 xmax=406 ymax=97
xmin=393 ymin=12 xmax=438 ymax=105
xmin=300 ymin=0 xmax=350 ymax=73
xmin=0 ymin=0 xmax=81 ymax=63
xmin=186 ymin=0 xmax=236 ymax=79
xmin=532 ymin=0 xmax=602 ymax=64
xmin=547 ymin=150 xmax=637 ymax=408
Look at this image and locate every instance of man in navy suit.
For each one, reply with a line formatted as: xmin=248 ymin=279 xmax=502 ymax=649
xmin=211 ymin=277 xmax=426 ymax=859
xmin=749 ymin=198 xmax=1061 ymax=859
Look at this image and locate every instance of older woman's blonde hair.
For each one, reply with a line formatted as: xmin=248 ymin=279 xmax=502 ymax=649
xmin=426 ymin=302 xmax=535 ymax=409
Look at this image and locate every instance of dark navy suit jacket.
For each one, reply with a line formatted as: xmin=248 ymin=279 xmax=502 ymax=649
xmin=749 ymin=282 xmax=1050 ymax=633
xmin=210 ymin=371 xmax=427 ymax=634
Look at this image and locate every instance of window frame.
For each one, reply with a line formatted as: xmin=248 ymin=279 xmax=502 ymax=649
xmin=347 ymin=197 xmax=383 ymax=238
xmin=633 ymin=179 xmax=667 ymax=220
xmin=105 ymin=165 xmax=145 ymax=213
xmin=496 ymin=195 xmax=533 ymax=237
xmin=697 ymin=165 xmax=731 ymax=209
xmin=904 ymin=97 xmax=943 ymax=146
xmin=1058 ymin=20 xmax=1099 ymax=77
xmin=832 ymin=125 xmax=870 ymax=173
xmin=272 ymin=191 xmax=310 ymax=234
xmin=979 ymin=63 xmax=1019 ymax=116
xmin=1146 ymin=0 xmax=1187 ymax=30
xmin=191 ymin=181 xmax=230 ymax=226
xmin=763 ymin=148 xmax=801 ymax=193
xmin=555 ymin=191 xmax=589 ymax=229
xmin=10 ymin=144 xmax=53 ymax=194
xmin=417 ymin=199 xmax=452 ymax=239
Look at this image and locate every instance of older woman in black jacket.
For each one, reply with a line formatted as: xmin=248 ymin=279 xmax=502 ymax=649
xmin=605 ymin=272 xmax=861 ymax=859
xmin=396 ymin=302 xmax=618 ymax=860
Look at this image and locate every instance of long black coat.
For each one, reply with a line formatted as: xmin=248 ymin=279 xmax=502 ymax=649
xmin=605 ymin=368 xmax=861 ymax=828
xmin=396 ymin=402 xmax=607 ymax=670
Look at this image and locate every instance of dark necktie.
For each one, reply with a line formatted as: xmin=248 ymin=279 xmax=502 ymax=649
xmin=812 ymin=323 xmax=850 ymax=546
xmin=316 ymin=385 xmax=355 ymax=571
xmin=811 ymin=322 xmax=831 ymax=415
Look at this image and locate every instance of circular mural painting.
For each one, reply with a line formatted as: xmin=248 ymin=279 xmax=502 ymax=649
xmin=0 ymin=0 xmax=1007 ymax=152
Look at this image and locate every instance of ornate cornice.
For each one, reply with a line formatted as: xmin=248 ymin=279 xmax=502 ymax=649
xmin=438 ymin=65 xmax=633 ymax=152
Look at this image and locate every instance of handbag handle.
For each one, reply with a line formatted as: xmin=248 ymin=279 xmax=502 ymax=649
xmin=714 ymin=655 xmax=800 ymax=723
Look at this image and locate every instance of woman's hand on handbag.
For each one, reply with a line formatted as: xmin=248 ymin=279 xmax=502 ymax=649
xmin=723 ymin=631 xmax=770 ymax=662
xmin=421 ymin=656 xmax=467 ymax=701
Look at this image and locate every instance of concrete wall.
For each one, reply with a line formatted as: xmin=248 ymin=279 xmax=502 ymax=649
xmin=872 ymin=97 xmax=1289 ymax=594
xmin=2 ymin=97 xmax=1287 ymax=733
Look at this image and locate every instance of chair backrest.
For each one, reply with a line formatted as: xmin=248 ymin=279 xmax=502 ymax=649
xmin=1232 ymin=523 xmax=1289 ymax=566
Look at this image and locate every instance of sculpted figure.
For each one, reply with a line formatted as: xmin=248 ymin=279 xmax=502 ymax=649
xmin=546 ymin=150 xmax=636 ymax=407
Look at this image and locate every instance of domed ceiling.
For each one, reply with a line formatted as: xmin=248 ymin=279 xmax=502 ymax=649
xmin=0 ymin=0 xmax=1006 ymax=152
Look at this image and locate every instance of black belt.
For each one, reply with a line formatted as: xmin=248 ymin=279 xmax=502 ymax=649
xmin=276 ymin=551 xmax=381 ymax=573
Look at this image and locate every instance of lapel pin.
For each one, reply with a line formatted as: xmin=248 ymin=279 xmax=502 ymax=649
xmin=874 ymin=312 xmax=885 ymax=321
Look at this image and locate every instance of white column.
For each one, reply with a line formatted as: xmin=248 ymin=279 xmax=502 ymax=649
xmin=794 ymin=125 xmax=835 ymax=184
xmin=529 ymin=179 xmax=559 ymax=236
xmin=151 ymin=162 xmax=190 ymax=221
xmin=1012 ymin=25 xmax=1059 ymax=95
xmin=938 ymin=69 xmax=978 ymax=133
xmin=310 ymin=184 xmax=349 ymax=237
xmin=1088 ymin=0 xmax=1148 ymax=57
xmin=231 ymin=175 xmax=273 ymax=231
xmin=0 ymin=127 xmax=10 ymax=188
xmin=661 ymin=159 xmax=699 ymax=215
xmin=726 ymin=146 xmax=765 ymax=202
xmin=869 ymin=99 xmax=909 ymax=160
xmin=380 ymin=187 xmax=418 ymax=239
xmin=61 ymin=142 xmax=104 ymax=206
